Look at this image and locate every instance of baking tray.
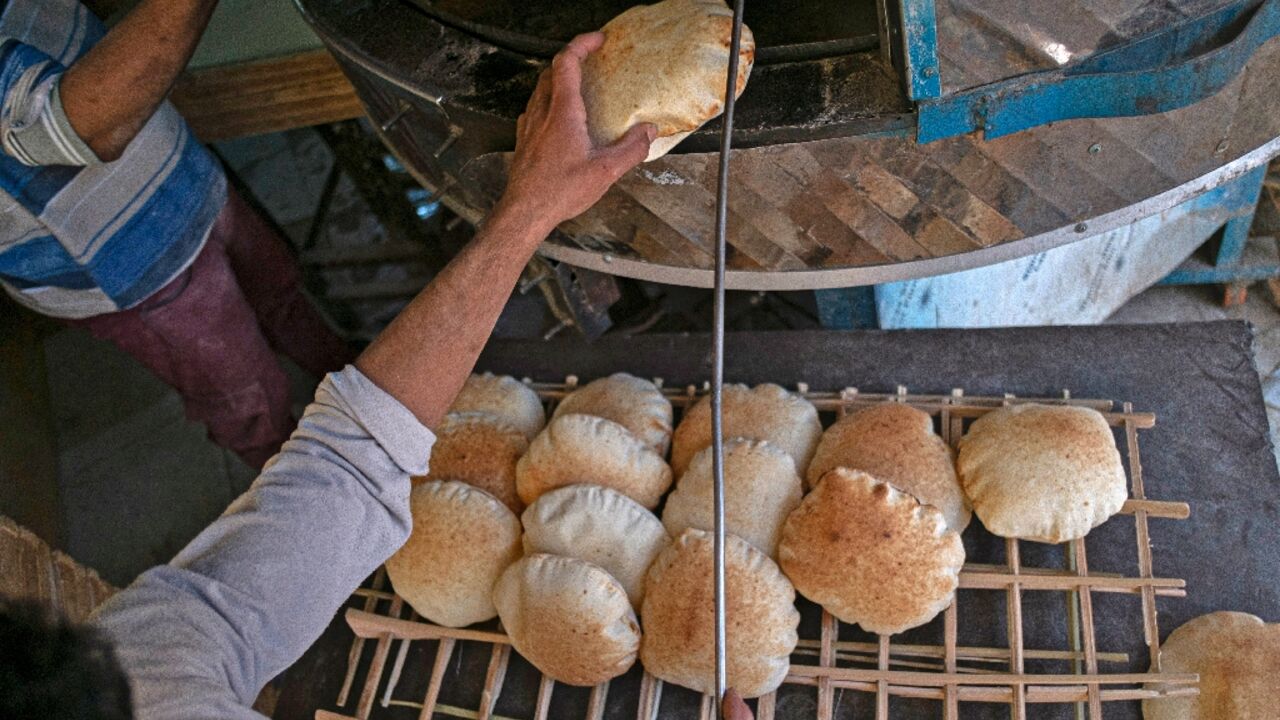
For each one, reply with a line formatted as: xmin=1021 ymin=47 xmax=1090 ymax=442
xmin=316 ymin=378 xmax=1194 ymax=720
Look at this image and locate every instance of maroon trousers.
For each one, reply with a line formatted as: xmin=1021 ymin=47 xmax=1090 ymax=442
xmin=69 ymin=188 xmax=353 ymax=469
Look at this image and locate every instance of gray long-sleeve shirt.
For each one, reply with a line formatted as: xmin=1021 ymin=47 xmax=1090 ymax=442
xmin=91 ymin=367 xmax=436 ymax=719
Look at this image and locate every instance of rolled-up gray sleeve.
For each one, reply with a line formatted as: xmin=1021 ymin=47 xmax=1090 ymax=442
xmin=91 ymin=366 xmax=435 ymax=720
xmin=0 ymin=39 xmax=100 ymax=166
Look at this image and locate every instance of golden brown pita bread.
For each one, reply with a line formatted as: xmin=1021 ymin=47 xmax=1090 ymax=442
xmin=662 ymin=438 xmax=802 ymax=558
xmin=419 ymin=412 xmax=527 ymax=513
xmin=958 ymin=403 xmax=1127 ymax=543
xmin=385 ymin=481 xmax=522 ymax=628
xmin=779 ymin=468 xmax=964 ymax=635
xmin=671 ymin=383 xmax=821 ymax=479
xmin=521 ymin=484 xmax=671 ymax=609
xmin=641 ymin=529 xmax=798 ymax=698
xmin=1144 ymin=611 xmax=1280 ymax=720
xmin=493 ymin=554 xmax=640 ymax=686
xmin=807 ymin=403 xmax=969 ymax=532
xmin=449 ymin=373 xmax=545 ymax=441
xmin=582 ymin=0 xmax=756 ymax=161
xmin=552 ymin=373 xmax=673 ymax=456
xmin=516 ymin=413 xmax=672 ymax=509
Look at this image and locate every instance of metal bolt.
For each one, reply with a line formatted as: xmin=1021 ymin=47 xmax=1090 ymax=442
xmin=1074 ymin=223 xmax=1088 ymax=233
xmin=432 ymin=127 xmax=462 ymax=159
xmin=518 ymin=273 xmax=550 ymax=295
xmin=922 ymin=66 xmax=937 ymax=78
xmin=542 ymin=318 xmax=573 ymax=340
xmin=1088 ymin=143 xmax=1102 ymax=154
xmin=380 ymin=102 xmax=412 ymax=132
xmin=603 ymin=254 xmax=613 ymax=264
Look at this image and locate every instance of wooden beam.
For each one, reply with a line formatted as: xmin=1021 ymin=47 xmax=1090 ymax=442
xmin=170 ymin=50 xmax=364 ymax=142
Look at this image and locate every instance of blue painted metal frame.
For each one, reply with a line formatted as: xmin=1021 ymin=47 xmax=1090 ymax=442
xmin=899 ymin=0 xmax=942 ymax=100
xmin=916 ymin=0 xmax=1280 ymax=143
xmin=814 ymin=286 xmax=880 ymax=329
xmin=1160 ymin=165 xmax=1276 ymax=285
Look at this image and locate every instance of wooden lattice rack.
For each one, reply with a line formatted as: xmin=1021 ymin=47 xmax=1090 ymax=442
xmin=317 ymin=379 xmax=1196 ymax=720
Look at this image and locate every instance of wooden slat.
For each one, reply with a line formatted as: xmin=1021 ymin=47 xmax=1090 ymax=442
xmin=417 ymin=637 xmax=456 ymax=720
xmin=346 ymin=608 xmax=510 ymax=644
xmin=339 ymin=569 xmax=387 ymax=707
xmin=587 ymin=682 xmax=610 ymax=720
xmin=875 ymin=635 xmax=890 ymax=720
xmin=1006 ymin=539 xmax=1027 ymax=720
xmin=636 ymin=674 xmax=661 ymax=720
xmin=786 ymin=666 xmax=1197 ymax=687
xmin=784 ymin=673 xmax=1200 ymax=703
xmin=381 ymin=609 xmax=419 ymax=708
xmin=355 ymin=596 xmax=403 ymax=719
xmin=477 ymin=642 xmax=511 ymax=720
xmin=959 ymin=570 xmax=1184 ymax=592
xmin=533 ymin=675 xmax=554 ymax=720
xmin=817 ymin=610 xmax=837 ymax=720
xmin=171 ymin=50 xmax=363 ymax=142
xmin=1126 ymin=401 xmax=1164 ymax=668
xmin=1073 ymin=539 xmax=1104 ymax=719
xmin=943 ymin=602 xmax=958 ymax=720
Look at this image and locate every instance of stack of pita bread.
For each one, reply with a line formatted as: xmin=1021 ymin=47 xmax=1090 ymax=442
xmin=498 ymin=373 xmax=674 ymax=685
xmin=784 ymin=404 xmax=967 ymax=634
xmin=388 ymin=373 xmax=544 ymax=626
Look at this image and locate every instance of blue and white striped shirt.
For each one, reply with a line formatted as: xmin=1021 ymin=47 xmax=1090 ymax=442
xmin=0 ymin=0 xmax=225 ymax=318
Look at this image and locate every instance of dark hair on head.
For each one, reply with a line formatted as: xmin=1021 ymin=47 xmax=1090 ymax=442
xmin=0 ymin=597 xmax=133 ymax=720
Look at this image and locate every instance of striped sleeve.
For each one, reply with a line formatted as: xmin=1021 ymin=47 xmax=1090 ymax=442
xmin=0 ymin=38 xmax=99 ymax=167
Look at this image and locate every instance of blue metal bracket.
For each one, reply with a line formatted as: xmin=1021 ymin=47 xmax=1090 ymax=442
xmin=917 ymin=0 xmax=1280 ymax=143
xmin=900 ymin=0 xmax=942 ymax=100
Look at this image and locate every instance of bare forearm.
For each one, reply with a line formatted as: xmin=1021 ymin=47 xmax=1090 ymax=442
xmin=355 ymin=200 xmax=554 ymax=429
xmin=61 ymin=0 xmax=219 ymax=160
xmin=354 ymin=33 xmax=650 ymax=427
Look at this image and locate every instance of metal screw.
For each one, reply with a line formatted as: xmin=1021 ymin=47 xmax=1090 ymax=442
xmin=1074 ymin=223 xmax=1088 ymax=233
xmin=1088 ymin=143 xmax=1102 ymax=154
xmin=922 ymin=66 xmax=937 ymax=78
xmin=603 ymin=254 xmax=613 ymax=264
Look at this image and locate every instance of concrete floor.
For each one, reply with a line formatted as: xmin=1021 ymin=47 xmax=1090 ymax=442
xmin=17 ymin=126 xmax=1280 ymax=589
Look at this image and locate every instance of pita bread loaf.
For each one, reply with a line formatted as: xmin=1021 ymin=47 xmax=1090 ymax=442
xmin=449 ymin=373 xmax=545 ymax=440
xmin=385 ymin=481 xmax=522 ymax=628
xmin=553 ymin=373 xmax=674 ymax=456
xmin=419 ymin=412 xmax=527 ymax=513
xmin=779 ymin=469 xmax=964 ymax=635
xmin=516 ymin=413 xmax=672 ymax=509
xmin=582 ymin=0 xmax=756 ymax=161
xmin=521 ymin=484 xmax=671 ymax=609
xmin=807 ymin=403 xmax=970 ymax=532
xmin=671 ymin=383 xmax=821 ymax=479
xmin=662 ymin=438 xmax=802 ymax=558
xmin=1144 ymin=611 xmax=1280 ymax=720
xmin=641 ymin=529 xmax=799 ymax=698
xmin=493 ymin=554 xmax=641 ymax=687
xmin=957 ymin=403 xmax=1127 ymax=543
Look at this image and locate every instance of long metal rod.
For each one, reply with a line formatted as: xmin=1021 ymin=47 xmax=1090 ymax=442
xmin=712 ymin=0 xmax=747 ymax=710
